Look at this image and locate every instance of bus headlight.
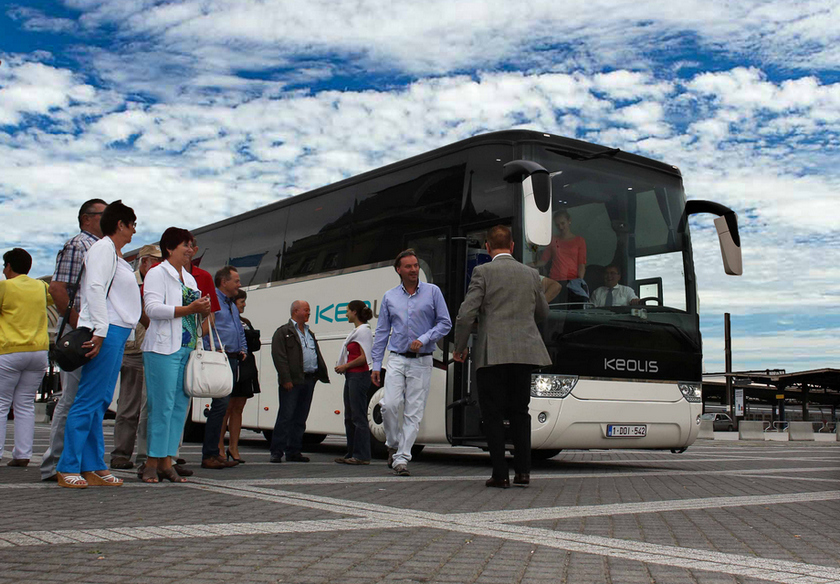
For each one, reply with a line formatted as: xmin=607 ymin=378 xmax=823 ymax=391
xmin=531 ymin=374 xmax=578 ymax=398
xmin=679 ymin=382 xmax=702 ymax=403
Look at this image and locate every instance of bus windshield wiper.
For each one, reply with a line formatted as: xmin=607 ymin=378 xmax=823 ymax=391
xmin=546 ymin=146 xmax=621 ymax=162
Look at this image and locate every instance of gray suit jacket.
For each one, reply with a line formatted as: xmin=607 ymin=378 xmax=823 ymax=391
xmin=453 ymin=254 xmax=551 ymax=369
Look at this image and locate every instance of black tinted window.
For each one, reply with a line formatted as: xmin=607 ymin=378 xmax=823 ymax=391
xmin=229 ymin=208 xmax=288 ymax=286
xmin=282 ymin=191 xmax=354 ymax=279
xmin=193 ymin=224 xmax=235 ymax=278
xmin=350 ymin=163 xmax=465 ymax=266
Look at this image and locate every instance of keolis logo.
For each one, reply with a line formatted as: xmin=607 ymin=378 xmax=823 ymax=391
xmin=315 ymin=300 xmax=378 ymax=324
xmin=604 ymin=358 xmax=659 ymax=373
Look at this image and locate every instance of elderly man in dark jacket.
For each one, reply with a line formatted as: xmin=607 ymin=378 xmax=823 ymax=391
xmin=269 ymin=300 xmax=329 ymax=463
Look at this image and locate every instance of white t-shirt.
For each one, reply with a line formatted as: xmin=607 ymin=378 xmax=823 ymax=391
xmin=77 ymin=237 xmax=142 ymax=337
xmin=591 ymin=284 xmax=638 ymax=307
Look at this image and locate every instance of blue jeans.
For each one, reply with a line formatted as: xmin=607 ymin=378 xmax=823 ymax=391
xmin=202 ymin=355 xmax=237 ymax=459
xmin=144 ymin=347 xmax=192 ymax=458
xmin=270 ymin=375 xmax=316 ymax=458
xmin=343 ymin=371 xmax=371 ymax=460
xmin=57 ymin=325 xmax=131 ymax=474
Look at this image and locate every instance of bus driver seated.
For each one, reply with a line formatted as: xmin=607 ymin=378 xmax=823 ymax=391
xmin=591 ymin=264 xmax=640 ymax=307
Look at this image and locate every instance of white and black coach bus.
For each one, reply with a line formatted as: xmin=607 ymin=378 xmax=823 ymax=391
xmin=148 ymin=130 xmax=741 ymax=457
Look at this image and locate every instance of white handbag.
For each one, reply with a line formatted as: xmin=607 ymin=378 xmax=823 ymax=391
xmin=183 ymin=316 xmax=234 ymax=399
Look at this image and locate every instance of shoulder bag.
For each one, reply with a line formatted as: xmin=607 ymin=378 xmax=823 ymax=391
xmin=183 ymin=316 xmax=234 ymax=399
xmin=50 ymin=250 xmax=117 ymax=372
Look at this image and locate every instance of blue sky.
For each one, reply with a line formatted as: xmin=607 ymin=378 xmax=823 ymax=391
xmin=2 ymin=0 xmax=840 ymax=373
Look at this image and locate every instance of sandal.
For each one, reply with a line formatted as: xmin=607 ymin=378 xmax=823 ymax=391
xmin=82 ymin=471 xmax=123 ymax=487
xmin=140 ymin=465 xmax=159 ymax=483
xmin=57 ymin=473 xmax=88 ymax=489
xmin=157 ymin=467 xmax=188 ymax=483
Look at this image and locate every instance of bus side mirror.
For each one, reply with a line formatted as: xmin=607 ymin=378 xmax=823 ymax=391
xmin=683 ymin=200 xmax=743 ymax=276
xmin=503 ymin=160 xmax=552 ymax=246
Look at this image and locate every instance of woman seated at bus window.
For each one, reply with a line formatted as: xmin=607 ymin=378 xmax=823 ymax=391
xmin=56 ymin=201 xmax=142 ymax=489
xmin=141 ymin=227 xmax=211 ymax=483
xmin=540 ymin=276 xmax=562 ymax=304
xmin=334 ymin=300 xmax=373 ymax=465
xmin=533 ymin=209 xmax=588 ymax=304
xmin=218 ymin=289 xmax=261 ymax=463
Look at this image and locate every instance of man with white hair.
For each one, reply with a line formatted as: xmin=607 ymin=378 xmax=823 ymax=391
xmin=269 ymin=300 xmax=329 ymax=463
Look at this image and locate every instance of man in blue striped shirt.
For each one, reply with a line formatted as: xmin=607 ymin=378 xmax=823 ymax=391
xmin=201 ymin=266 xmax=247 ymax=469
xmin=371 ymin=249 xmax=451 ymax=476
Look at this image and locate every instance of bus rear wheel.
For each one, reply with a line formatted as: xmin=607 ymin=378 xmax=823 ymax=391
xmin=366 ymin=386 xmax=425 ymax=460
xmin=368 ymin=387 xmax=388 ymax=459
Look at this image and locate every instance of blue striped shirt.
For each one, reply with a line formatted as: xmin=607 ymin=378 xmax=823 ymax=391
xmin=371 ymin=281 xmax=451 ymax=371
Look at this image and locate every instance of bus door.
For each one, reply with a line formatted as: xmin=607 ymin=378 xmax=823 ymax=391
xmin=403 ymin=228 xmax=456 ymax=440
xmin=447 ymin=231 xmax=492 ymax=446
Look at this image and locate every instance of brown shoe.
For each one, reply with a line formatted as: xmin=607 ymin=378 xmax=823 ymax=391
xmin=109 ymin=457 xmax=133 ymax=470
xmin=7 ymin=458 xmax=30 ymax=467
xmin=345 ymin=458 xmax=370 ymax=465
xmin=513 ymin=473 xmax=530 ymax=486
xmin=201 ymin=457 xmax=226 ymax=469
xmin=214 ymin=455 xmax=238 ymax=467
xmin=485 ymin=476 xmax=510 ymax=488
xmin=387 ymin=447 xmax=397 ymax=469
xmin=173 ymin=464 xmax=194 ymax=477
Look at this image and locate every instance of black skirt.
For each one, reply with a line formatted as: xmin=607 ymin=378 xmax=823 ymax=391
xmin=231 ymin=351 xmax=260 ymax=398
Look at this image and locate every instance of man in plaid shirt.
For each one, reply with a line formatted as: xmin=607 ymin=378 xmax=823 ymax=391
xmin=40 ymin=199 xmax=107 ymax=481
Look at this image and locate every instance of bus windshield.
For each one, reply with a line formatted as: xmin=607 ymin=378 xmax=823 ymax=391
xmin=521 ymin=147 xmax=700 ymax=379
xmin=522 ymin=148 xmax=693 ymax=314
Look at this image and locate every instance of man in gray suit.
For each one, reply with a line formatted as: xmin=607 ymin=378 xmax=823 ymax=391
xmin=453 ymin=225 xmax=551 ymax=488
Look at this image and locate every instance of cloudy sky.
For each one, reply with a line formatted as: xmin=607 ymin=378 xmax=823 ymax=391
xmin=2 ymin=0 xmax=839 ymax=373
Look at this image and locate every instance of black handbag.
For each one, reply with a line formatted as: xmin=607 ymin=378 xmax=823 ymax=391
xmin=244 ymin=327 xmax=261 ymax=353
xmin=49 ymin=251 xmax=117 ymax=372
xmin=52 ymin=326 xmax=94 ymax=372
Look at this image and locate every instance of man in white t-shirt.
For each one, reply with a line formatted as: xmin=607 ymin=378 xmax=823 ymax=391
xmin=591 ymin=264 xmax=639 ymax=307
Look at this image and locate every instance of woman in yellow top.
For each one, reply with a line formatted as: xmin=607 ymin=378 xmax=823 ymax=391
xmin=0 ymin=248 xmax=53 ymax=467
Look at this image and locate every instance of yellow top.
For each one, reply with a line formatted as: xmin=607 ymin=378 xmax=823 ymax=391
xmin=0 ymin=275 xmax=54 ymax=355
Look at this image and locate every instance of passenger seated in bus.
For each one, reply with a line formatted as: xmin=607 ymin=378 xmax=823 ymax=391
xmin=591 ymin=264 xmax=639 ymax=307
xmin=540 ymin=276 xmax=562 ymax=303
xmin=532 ymin=210 xmax=588 ymax=304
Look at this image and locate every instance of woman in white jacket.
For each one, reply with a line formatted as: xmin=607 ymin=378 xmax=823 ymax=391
xmin=140 ymin=227 xmax=210 ymax=483
xmin=56 ymin=201 xmax=141 ymax=489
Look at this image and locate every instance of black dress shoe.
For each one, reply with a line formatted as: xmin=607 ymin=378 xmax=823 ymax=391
xmin=173 ymin=464 xmax=194 ymax=477
xmin=286 ymin=454 xmax=310 ymax=462
xmin=513 ymin=473 xmax=530 ymax=486
xmin=269 ymin=456 xmax=283 ymax=463
xmin=485 ymin=477 xmax=510 ymax=488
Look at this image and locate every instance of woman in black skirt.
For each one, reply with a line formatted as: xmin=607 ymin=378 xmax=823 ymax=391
xmin=219 ymin=289 xmax=260 ymax=463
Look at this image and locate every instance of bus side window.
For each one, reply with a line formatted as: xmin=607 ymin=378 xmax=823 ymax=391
xmin=229 ymin=207 xmax=289 ymax=286
xmin=283 ymin=190 xmax=354 ymax=280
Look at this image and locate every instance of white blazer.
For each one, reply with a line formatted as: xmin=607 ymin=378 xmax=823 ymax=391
xmin=142 ymin=260 xmax=200 ymax=356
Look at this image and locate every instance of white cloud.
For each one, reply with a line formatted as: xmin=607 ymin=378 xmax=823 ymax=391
xmin=6 ymin=7 xmax=77 ymax=33
xmin=0 ymin=58 xmax=98 ymax=125
xmin=54 ymin=0 xmax=840 ymax=85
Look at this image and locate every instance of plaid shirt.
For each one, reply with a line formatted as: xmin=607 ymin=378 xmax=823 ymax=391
xmin=52 ymin=230 xmax=99 ymax=310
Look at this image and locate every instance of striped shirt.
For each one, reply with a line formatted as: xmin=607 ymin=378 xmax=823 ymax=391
xmin=52 ymin=230 xmax=99 ymax=310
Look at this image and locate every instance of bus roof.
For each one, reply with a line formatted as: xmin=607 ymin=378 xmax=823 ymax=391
xmin=158 ymin=129 xmax=682 ymax=246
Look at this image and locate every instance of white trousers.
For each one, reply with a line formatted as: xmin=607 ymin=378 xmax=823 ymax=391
xmin=0 ymin=351 xmax=48 ymax=460
xmin=380 ymin=354 xmax=432 ymax=467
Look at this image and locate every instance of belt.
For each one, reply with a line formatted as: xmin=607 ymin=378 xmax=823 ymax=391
xmin=394 ymin=352 xmax=432 ymax=359
xmin=304 ymin=371 xmax=319 ymax=378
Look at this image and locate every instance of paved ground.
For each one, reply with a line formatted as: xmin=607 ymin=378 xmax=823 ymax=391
xmin=1 ymin=423 xmax=839 ymax=584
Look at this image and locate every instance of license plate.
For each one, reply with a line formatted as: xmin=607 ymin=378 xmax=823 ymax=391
xmin=607 ymin=424 xmax=647 ymax=437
